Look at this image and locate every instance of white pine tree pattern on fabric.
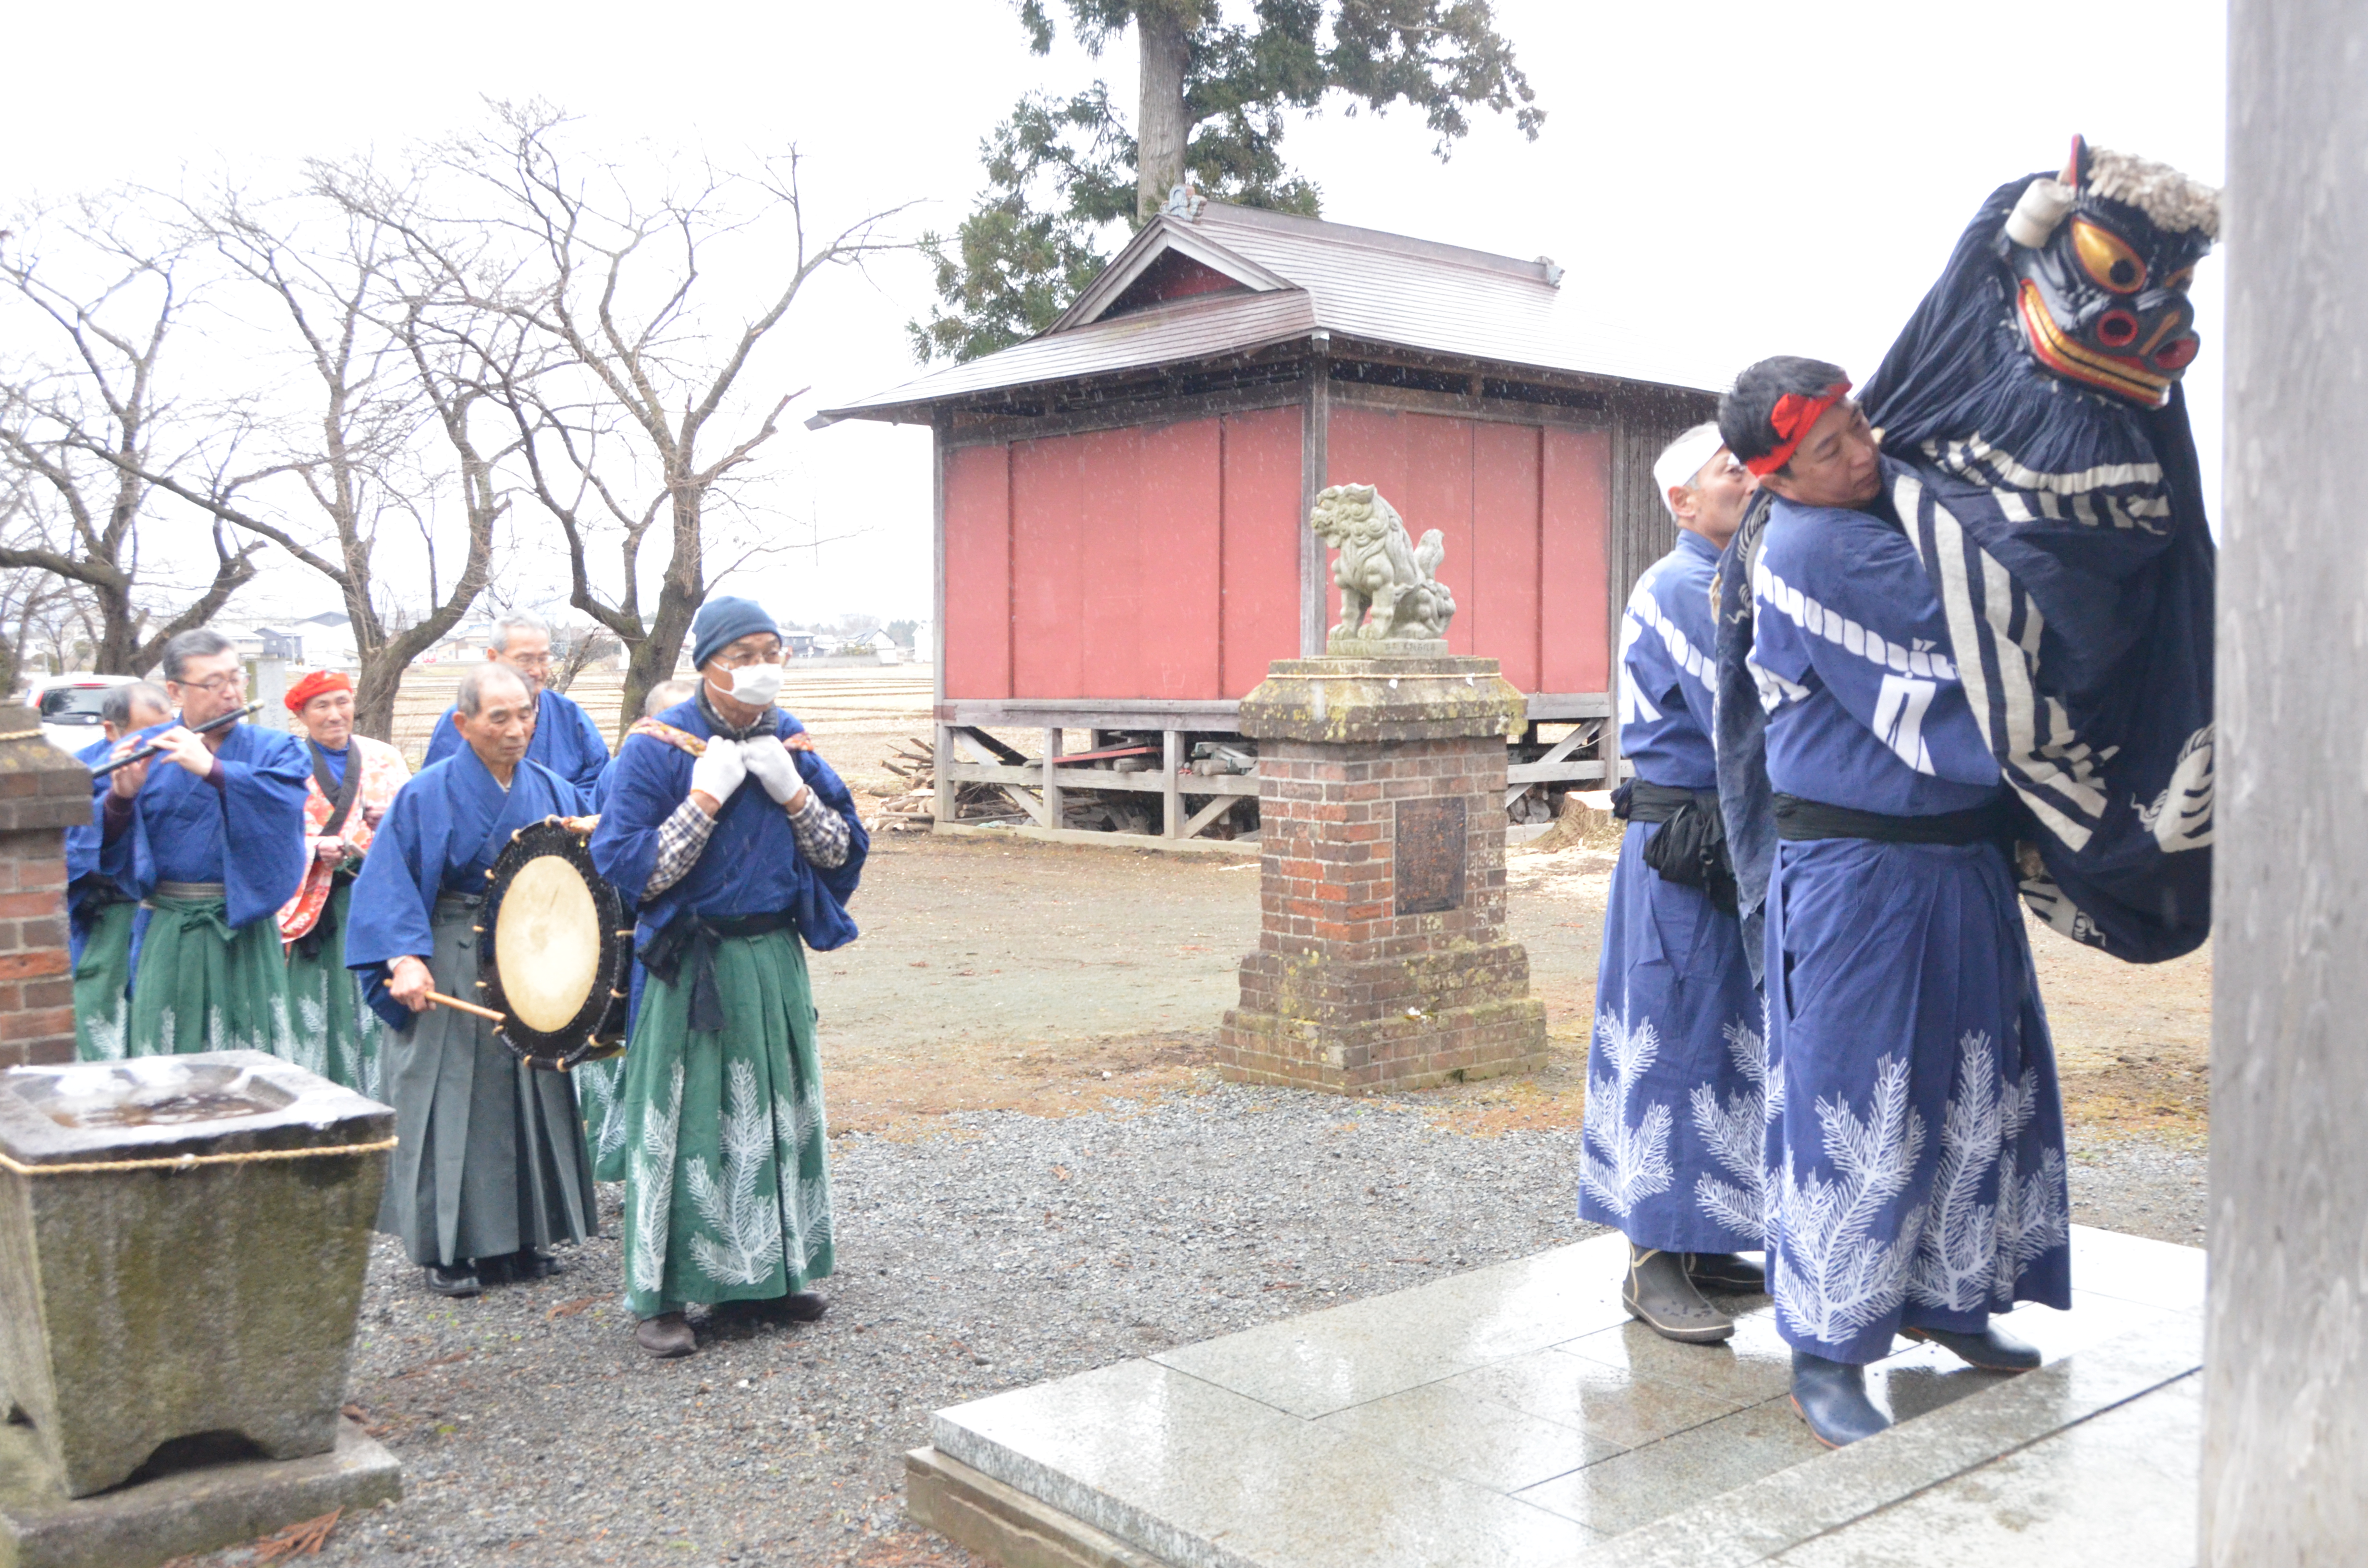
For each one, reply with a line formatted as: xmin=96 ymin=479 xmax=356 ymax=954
xmin=1906 ymin=1032 xmax=2073 ymax=1311
xmin=1690 ymin=1016 xmax=1770 ymax=1240
xmin=629 ymin=1062 xmax=684 ymax=1294
xmin=589 ymin=1067 xmax=630 ymax=1167
xmin=84 ymin=1005 xmax=127 ymax=1062
xmin=1581 ymin=1007 xmax=1675 ymax=1217
xmin=686 ymin=1062 xmax=788 ymax=1286
xmin=1773 ymin=1054 xmax=1928 ymax=1346
xmin=775 ymin=1084 xmax=832 ymax=1275
xmin=290 ymin=995 xmax=330 ymax=1078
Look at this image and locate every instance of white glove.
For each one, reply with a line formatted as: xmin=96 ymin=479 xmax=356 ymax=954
xmin=688 ymin=738 xmax=747 ymax=809
xmin=741 ymin=737 xmax=804 ymax=805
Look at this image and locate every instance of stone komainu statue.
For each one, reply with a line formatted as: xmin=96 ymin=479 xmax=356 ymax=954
xmin=1310 ymin=484 xmax=1456 ymax=642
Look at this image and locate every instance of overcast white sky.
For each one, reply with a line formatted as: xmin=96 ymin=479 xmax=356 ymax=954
xmin=2 ymin=0 xmax=2227 ymax=629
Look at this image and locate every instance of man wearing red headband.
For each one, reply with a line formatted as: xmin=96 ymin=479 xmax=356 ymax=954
xmin=275 ymin=669 xmax=411 ymax=1094
xmin=1717 ymin=356 xmax=2069 ymax=1447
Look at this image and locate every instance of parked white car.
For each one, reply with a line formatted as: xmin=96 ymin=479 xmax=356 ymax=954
xmin=30 ymin=674 xmax=141 ymax=757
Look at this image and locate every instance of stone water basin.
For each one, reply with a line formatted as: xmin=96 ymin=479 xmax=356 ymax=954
xmin=0 ymin=1052 xmax=392 ymax=1498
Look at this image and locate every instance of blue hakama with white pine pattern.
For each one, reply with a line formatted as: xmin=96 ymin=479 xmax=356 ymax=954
xmin=1579 ymin=530 xmax=1767 ymax=1253
xmin=1753 ymin=493 xmax=2071 ymax=1364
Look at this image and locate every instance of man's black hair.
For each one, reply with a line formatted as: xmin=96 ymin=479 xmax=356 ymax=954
xmin=1717 ymin=356 xmax=1852 ymax=472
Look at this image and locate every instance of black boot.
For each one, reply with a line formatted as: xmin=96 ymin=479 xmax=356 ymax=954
xmin=1789 ymin=1350 xmax=1890 ymax=1447
xmin=423 ymin=1262 xmax=480 ymax=1298
xmin=1682 ymin=1252 xmax=1767 ymax=1294
xmin=1621 ymin=1246 xmax=1735 ymax=1343
xmin=1900 ymin=1322 xmax=2041 ymax=1371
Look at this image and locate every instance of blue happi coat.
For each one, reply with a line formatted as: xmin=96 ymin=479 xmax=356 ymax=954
xmin=588 ymin=699 xmax=866 ymax=954
xmin=345 ymin=747 xmax=587 ymax=1031
xmin=424 ymin=686 xmax=611 ymax=796
xmin=64 ymin=735 xmax=139 ymax=966
xmin=95 ymin=719 xmax=309 ymax=931
xmin=1752 ymin=495 xmax=2071 ymax=1363
xmin=1579 ymin=531 xmax=1767 ymax=1252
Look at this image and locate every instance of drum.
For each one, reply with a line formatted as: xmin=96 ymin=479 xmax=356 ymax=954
xmin=476 ymin=819 xmax=631 ymax=1070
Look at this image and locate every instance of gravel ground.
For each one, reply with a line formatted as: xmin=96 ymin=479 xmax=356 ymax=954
xmin=178 ymin=1083 xmax=2205 ymax=1568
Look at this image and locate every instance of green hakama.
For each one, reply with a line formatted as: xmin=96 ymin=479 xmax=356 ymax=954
xmin=126 ymin=891 xmax=293 ymax=1057
xmin=376 ymin=896 xmax=599 ymax=1267
xmin=283 ymin=878 xmax=382 ymax=1098
xmin=71 ymin=901 xmax=136 ymax=1062
xmin=619 ymin=928 xmax=833 ymax=1318
xmin=577 ymin=1054 xmax=631 ymax=1183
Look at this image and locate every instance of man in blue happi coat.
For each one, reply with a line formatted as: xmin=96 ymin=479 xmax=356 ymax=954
xmin=1723 ymin=358 xmax=2070 ymax=1447
xmin=591 ymin=596 xmax=866 ymax=1360
xmin=422 ymin=611 xmax=612 ymax=796
xmin=64 ymin=681 xmax=170 ymax=1060
xmin=95 ymin=631 xmax=310 ymax=1057
xmin=1581 ymin=424 xmax=1771 ymax=1345
xmin=346 ymin=661 xmax=599 ymax=1298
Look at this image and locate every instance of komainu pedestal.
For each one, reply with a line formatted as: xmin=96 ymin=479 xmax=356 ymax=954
xmin=1218 ymin=645 xmax=1549 ymax=1092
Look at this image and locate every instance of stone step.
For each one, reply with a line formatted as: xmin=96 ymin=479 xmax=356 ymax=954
xmin=910 ymin=1227 xmax=2205 ymax=1567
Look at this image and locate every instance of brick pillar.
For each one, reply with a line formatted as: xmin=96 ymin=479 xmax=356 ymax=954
xmin=0 ymin=707 xmax=96 ymax=1068
xmin=1217 ymin=648 xmax=1548 ymax=1092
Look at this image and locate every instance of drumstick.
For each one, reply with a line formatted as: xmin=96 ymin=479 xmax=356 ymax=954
xmin=426 ymin=990 xmax=506 ymax=1024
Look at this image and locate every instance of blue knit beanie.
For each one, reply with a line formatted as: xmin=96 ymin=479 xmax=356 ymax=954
xmin=690 ymin=596 xmax=779 ymax=670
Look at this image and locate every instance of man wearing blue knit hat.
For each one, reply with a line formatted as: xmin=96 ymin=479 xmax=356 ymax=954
xmin=590 ymin=596 xmax=870 ymax=1358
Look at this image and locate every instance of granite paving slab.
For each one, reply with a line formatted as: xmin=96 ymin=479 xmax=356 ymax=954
xmin=918 ymin=1225 xmax=2208 ymax=1568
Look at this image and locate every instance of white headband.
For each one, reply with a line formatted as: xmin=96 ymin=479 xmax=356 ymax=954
xmin=1653 ymin=423 xmax=1727 ymax=520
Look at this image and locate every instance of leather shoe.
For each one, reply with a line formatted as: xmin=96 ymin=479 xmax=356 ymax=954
xmin=779 ymin=1291 xmax=828 ymax=1322
xmin=1900 ymin=1323 xmax=2042 ymax=1371
xmin=634 ymin=1313 xmax=697 ymax=1359
xmin=1622 ymin=1246 xmax=1734 ymax=1344
xmin=423 ymin=1263 xmax=480 ymax=1298
xmin=1790 ymin=1351 xmax=1890 ymax=1447
xmin=504 ymin=1248 xmax=562 ymax=1282
xmin=1682 ymin=1252 xmax=1766 ymax=1294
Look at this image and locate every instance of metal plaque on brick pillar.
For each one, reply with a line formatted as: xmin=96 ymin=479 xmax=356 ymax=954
xmin=1217 ymin=484 xmax=1547 ymax=1094
xmin=1394 ymin=796 xmax=1466 ymax=914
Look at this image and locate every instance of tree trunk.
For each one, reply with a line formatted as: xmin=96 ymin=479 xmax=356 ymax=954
xmin=1136 ymin=2 xmax=1193 ymax=222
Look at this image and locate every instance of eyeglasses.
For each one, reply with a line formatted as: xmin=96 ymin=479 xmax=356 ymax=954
xmin=177 ymin=671 xmax=247 ymax=697
xmin=504 ymin=652 xmax=553 ymax=671
xmin=712 ymin=646 xmax=784 ymax=669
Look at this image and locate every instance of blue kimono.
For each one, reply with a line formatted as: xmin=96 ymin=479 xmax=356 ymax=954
xmin=591 ymin=700 xmax=864 ymax=956
xmin=423 ymin=686 xmax=611 ymax=796
xmin=345 ymin=746 xmax=597 ymax=1267
xmin=65 ymin=736 xmax=133 ymax=964
xmin=1579 ymin=531 xmax=1767 ymax=1253
xmin=98 ymin=719 xmax=309 ymax=930
xmin=346 ymin=748 xmax=586 ymax=1029
xmin=1751 ymin=496 xmax=2072 ymax=1364
xmin=98 ymin=720 xmax=308 ymax=1058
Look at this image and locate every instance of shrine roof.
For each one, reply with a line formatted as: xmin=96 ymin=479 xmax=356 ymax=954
xmin=816 ymin=202 xmax=1723 ymax=425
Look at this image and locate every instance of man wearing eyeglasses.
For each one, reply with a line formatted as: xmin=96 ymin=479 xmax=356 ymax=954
xmin=589 ymin=596 xmax=868 ymax=1358
xmin=95 ymin=628 xmax=310 ymax=1056
xmin=422 ymin=611 xmax=612 ymax=795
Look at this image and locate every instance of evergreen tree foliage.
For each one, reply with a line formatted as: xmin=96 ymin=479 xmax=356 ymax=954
xmin=910 ymin=0 xmax=1542 ymax=365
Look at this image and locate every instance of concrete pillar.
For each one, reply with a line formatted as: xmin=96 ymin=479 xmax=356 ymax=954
xmin=2203 ymin=2 xmax=2368 ymax=1558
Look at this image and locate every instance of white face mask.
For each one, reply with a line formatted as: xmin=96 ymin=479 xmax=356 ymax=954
xmin=714 ymin=661 xmax=783 ymax=707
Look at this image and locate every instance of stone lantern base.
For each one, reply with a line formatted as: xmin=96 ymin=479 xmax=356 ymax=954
xmin=1217 ymin=649 xmax=1549 ymax=1093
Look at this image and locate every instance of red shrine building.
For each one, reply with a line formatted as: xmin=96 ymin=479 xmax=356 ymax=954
xmin=817 ymin=199 xmax=1719 ymax=849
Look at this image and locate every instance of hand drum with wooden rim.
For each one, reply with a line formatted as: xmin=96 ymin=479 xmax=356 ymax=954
xmin=478 ymin=819 xmax=629 ymax=1070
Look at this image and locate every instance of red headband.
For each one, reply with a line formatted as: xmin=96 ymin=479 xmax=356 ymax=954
xmin=1742 ymin=381 xmax=1851 ymax=477
xmin=284 ymin=668 xmax=353 ymax=714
